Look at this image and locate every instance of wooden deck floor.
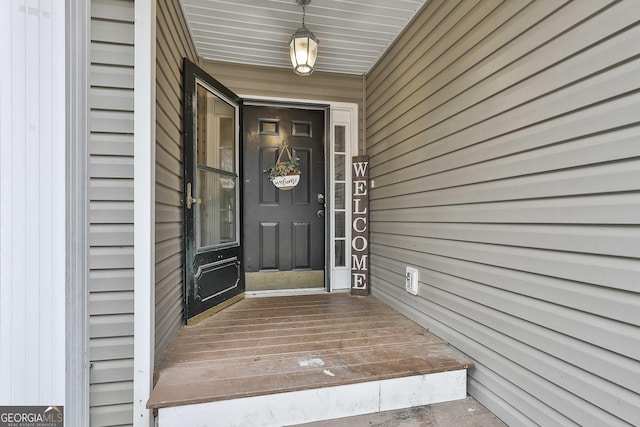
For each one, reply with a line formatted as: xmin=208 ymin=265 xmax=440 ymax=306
xmin=147 ymin=293 xmax=473 ymax=409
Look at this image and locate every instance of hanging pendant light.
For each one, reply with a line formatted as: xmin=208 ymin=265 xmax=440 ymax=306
xmin=290 ymin=0 xmax=319 ymax=76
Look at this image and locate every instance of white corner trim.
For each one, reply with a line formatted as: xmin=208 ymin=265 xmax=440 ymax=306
xmin=65 ymin=0 xmax=90 ymax=424
xmin=133 ymin=0 xmax=157 ymax=425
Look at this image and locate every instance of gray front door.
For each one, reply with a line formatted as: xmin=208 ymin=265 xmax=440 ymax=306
xmin=243 ymin=106 xmax=325 ymax=290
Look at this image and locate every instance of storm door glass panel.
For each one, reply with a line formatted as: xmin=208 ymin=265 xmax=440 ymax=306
xmin=196 ymin=167 xmax=237 ymax=248
xmin=334 ymin=125 xmax=347 ymax=267
xmin=195 ymin=82 xmax=238 ymax=250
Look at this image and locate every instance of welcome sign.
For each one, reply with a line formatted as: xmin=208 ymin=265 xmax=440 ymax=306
xmin=351 ymin=156 xmax=369 ymax=296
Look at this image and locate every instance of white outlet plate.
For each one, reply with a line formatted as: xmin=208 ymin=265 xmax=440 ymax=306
xmin=405 ymin=266 xmax=419 ymax=295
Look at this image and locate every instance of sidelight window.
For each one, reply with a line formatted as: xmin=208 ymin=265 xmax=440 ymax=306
xmin=333 ymin=125 xmax=347 ymax=268
xmin=330 ymin=104 xmax=358 ymax=290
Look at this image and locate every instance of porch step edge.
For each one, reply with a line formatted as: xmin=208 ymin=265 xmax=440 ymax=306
xmin=157 ymin=369 xmax=467 ymax=427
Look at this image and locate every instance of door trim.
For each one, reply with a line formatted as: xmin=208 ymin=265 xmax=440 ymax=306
xmin=133 ymin=0 xmax=156 ymax=425
xmin=239 ymin=95 xmax=359 ymax=292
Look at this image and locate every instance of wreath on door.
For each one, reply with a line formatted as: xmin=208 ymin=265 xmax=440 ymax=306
xmin=266 ymin=144 xmax=301 ymax=190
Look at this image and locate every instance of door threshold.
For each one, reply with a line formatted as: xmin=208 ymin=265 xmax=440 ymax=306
xmin=245 ymin=287 xmax=330 ymax=298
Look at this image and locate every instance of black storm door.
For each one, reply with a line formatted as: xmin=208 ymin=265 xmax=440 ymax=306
xmin=183 ymin=59 xmax=244 ymax=323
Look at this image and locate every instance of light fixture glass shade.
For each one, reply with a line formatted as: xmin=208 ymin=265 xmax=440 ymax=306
xmin=290 ymin=26 xmax=318 ymax=76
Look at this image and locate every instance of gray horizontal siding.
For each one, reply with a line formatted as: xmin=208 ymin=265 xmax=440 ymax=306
xmin=90 ymin=337 xmax=134 ymax=361
xmin=89 ymin=0 xmax=135 ymax=425
xmin=90 ymin=404 xmax=134 ymax=427
xmin=366 ymin=0 xmax=640 ymax=426
xmin=154 ymin=0 xmax=198 ymax=363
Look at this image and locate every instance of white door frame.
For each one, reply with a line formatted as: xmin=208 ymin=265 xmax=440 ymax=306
xmin=240 ymin=95 xmax=359 ymax=292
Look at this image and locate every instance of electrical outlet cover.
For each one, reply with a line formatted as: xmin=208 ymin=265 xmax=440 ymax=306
xmin=405 ymin=266 xmax=419 ymax=295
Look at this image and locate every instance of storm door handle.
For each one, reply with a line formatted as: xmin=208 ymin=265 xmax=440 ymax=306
xmin=186 ymin=182 xmax=201 ymax=209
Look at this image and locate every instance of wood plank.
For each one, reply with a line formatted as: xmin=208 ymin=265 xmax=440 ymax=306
xmin=149 ymin=294 xmax=473 ymax=409
xmin=159 ymin=343 xmax=466 ymax=386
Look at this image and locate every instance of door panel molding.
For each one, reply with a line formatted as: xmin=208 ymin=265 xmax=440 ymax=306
xmin=292 ymin=222 xmax=312 ymax=269
xmin=292 ymin=147 xmax=312 ymax=205
xmin=194 ymin=257 xmax=240 ymax=302
xmin=259 ymin=222 xmax=279 ymax=270
xmin=259 ymin=147 xmax=279 ymax=205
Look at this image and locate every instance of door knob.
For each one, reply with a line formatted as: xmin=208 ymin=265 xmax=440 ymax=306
xmin=316 ymin=209 xmax=324 ymax=218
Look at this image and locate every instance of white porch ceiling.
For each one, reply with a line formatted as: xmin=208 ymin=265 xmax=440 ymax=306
xmin=179 ymin=0 xmax=429 ymax=75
